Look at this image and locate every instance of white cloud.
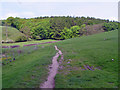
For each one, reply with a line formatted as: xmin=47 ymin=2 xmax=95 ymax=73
xmin=1 ymin=12 xmax=36 ymax=19
xmin=1 ymin=13 xmax=19 ymax=19
xmin=0 ymin=2 xmax=118 ymax=21
xmin=109 ymin=17 xmax=118 ymax=21
xmin=21 ymin=12 xmax=36 ymax=17
xmin=6 ymin=13 xmax=19 ymax=17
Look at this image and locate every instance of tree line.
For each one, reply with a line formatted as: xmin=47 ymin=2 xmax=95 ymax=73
xmin=1 ymin=16 xmax=118 ymax=41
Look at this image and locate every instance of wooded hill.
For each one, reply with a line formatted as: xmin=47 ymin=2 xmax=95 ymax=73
xmin=1 ymin=16 xmax=118 ymax=42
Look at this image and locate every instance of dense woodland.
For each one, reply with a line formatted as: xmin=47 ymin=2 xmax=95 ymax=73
xmin=1 ymin=16 xmax=118 ymax=42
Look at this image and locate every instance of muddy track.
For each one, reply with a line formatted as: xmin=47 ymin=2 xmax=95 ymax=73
xmin=40 ymin=45 xmax=63 ymax=88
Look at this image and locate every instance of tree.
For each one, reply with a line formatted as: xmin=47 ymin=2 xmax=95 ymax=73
xmin=79 ymin=24 xmax=86 ymax=35
xmin=1 ymin=20 xmax=6 ymax=26
xmin=31 ymin=21 xmax=50 ymax=39
xmin=87 ymin=20 xmax=93 ymax=25
xmin=70 ymin=26 xmax=80 ymax=37
xmin=6 ymin=17 xmax=15 ymax=26
xmin=20 ymin=26 xmax=31 ymax=40
xmin=61 ymin=27 xmax=72 ymax=39
xmin=103 ymin=22 xmax=118 ymax=31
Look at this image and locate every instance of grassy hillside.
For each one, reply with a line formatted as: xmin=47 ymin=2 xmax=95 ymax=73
xmin=54 ymin=30 xmax=118 ymax=88
xmin=1 ymin=26 xmax=26 ymax=42
xmin=2 ymin=30 xmax=118 ymax=88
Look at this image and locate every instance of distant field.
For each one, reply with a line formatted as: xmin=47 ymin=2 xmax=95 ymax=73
xmin=2 ymin=30 xmax=118 ymax=88
xmin=1 ymin=26 xmax=26 ymax=42
xmin=2 ymin=39 xmax=56 ymax=46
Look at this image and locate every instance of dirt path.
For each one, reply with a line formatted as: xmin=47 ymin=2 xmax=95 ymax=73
xmin=40 ymin=45 xmax=63 ymax=88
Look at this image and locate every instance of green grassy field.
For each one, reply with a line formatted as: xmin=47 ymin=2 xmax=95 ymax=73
xmin=2 ymin=39 xmax=56 ymax=46
xmin=2 ymin=30 xmax=118 ymax=88
xmin=1 ymin=26 xmax=26 ymax=42
xmin=54 ymin=30 xmax=118 ymax=88
xmin=2 ymin=45 xmax=56 ymax=88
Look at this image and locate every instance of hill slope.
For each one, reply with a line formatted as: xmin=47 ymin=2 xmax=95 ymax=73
xmin=1 ymin=26 xmax=26 ymax=42
xmin=54 ymin=30 xmax=118 ymax=88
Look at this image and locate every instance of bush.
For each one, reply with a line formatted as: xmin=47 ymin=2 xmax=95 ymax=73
xmin=31 ymin=34 xmax=36 ymax=39
xmin=103 ymin=22 xmax=118 ymax=31
xmin=28 ymin=38 xmax=32 ymax=41
xmin=15 ymin=36 xmax=27 ymax=42
xmin=70 ymin=26 xmax=80 ymax=37
xmin=36 ymin=36 xmax=41 ymax=40
xmin=87 ymin=20 xmax=93 ymax=25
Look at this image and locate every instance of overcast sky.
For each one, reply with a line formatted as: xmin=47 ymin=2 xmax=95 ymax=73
xmin=0 ymin=0 xmax=119 ymax=21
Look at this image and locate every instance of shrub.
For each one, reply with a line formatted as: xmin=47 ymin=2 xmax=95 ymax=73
xmin=36 ymin=36 xmax=41 ymax=40
xmin=87 ymin=20 xmax=94 ymax=25
xmin=103 ymin=22 xmax=118 ymax=31
xmin=70 ymin=26 xmax=80 ymax=37
xmin=28 ymin=38 xmax=32 ymax=41
xmin=84 ymin=24 xmax=104 ymax=35
xmin=31 ymin=34 xmax=36 ymax=39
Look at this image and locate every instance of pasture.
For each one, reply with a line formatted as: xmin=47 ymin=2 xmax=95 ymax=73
xmin=2 ymin=30 xmax=118 ymax=88
xmin=2 ymin=44 xmax=56 ymax=88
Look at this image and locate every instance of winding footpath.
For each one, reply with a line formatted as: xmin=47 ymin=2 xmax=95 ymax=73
xmin=40 ymin=45 xmax=63 ymax=88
